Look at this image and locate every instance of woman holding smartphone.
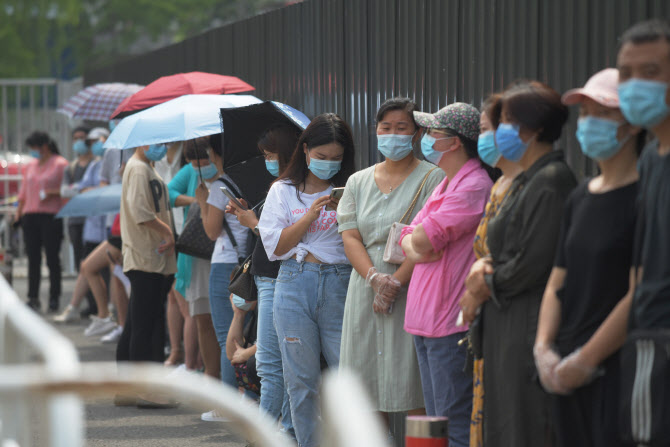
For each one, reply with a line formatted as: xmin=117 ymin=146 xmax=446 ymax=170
xmin=258 ymin=113 xmax=355 ymax=447
xmin=337 ymin=98 xmax=444 ymax=432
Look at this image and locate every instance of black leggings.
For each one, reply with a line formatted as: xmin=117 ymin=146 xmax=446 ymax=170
xmin=22 ymin=213 xmax=63 ymax=304
xmin=116 ymin=270 xmax=173 ymax=363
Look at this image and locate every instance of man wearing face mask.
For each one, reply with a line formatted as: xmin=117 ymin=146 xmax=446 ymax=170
xmin=61 ymin=126 xmax=93 ymax=308
xmin=116 ymin=142 xmax=177 ymax=407
xmin=616 ymin=20 xmax=670 ymax=446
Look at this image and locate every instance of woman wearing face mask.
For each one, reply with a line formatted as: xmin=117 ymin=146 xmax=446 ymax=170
xmin=458 ymin=94 xmax=523 ymax=447
xmin=533 ymin=68 xmax=643 ymax=447
xmin=336 ymin=98 xmax=444 ymax=433
xmin=196 ymin=134 xmax=256 ymax=419
xmin=17 ymin=131 xmax=68 ymax=312
xmin=169 ymin=137 xmax=222 ymax=381
xmin=226 ymin=124 xmax=299 ymax=436
xmin=464 ymin=81 xmax=576 ymax=446
xmin=399 ymin=103 xmax=493 ymax=447
xmin=258 ymin=113 xmax=355 ymax=447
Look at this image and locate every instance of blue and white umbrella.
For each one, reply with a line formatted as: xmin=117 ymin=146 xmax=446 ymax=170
xmin=56 ymin=184 xmax=122 ymax=218
xmin=104 ymin=94 xmax=262 ymax=150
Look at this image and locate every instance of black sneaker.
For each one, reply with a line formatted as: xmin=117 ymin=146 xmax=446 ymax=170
xmin=27 ymin=298 xmax=40 ymax=312
xmin=48 ymin=299 xmax=59 ymax=313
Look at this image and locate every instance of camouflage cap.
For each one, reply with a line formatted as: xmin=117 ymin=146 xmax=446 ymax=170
xmin=413 ymin=102 xmax=480 ymax=141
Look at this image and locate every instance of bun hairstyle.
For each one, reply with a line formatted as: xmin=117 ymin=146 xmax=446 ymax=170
xmin=278 ymin=113 xmax=356 ymax=197
xmin=26 ymin=131 xmax=59 ymax=155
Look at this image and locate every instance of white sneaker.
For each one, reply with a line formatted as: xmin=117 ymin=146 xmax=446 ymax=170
xmin=53 ymin=304 xmax=79 ymax=323
xmin=201 ymin=409 xmax=229 ymax=422
xmin=100 ymin=325 xmax=123 ymax=343
xmin=84 ymin=316 xmax=117 ymax=337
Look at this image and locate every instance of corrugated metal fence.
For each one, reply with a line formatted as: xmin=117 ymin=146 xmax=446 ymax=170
xmin=85 ymin=0 xmax=669 ymax=177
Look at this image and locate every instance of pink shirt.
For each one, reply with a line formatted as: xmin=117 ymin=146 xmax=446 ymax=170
xmin=18 ymin=155 xmax=68 ymax=215
xmin=401 ymin=159 xmax=492 ymax=338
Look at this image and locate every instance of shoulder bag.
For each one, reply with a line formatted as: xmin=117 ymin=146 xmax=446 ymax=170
xmin=175 ymin=202 xmax=215 ymax=259
xmin=383 ymin=167 xmax=437 ymax=264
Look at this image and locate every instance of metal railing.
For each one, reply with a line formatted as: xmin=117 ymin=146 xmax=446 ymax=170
xmin=0 ymin=274 xmax=388 ymax=446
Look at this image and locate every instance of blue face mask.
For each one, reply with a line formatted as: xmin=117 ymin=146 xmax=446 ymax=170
xmin=495 ymin=123 xmax=529 ymax=162
xmin=477 ymin=131 xmax=501 ymax=167
xmin=91 ymin=140 xmax=105 ymax=157
xmin=29 ymin=149 xmax=41 ymax=159
xmin=308 ymin=157 xmax=341 ymax=180
xmin=618 ymin=78 xmax=670 ymax=128
xmin=377 ymin=134 xmax=414 ymax=161
xmin=265 ymin=159 xmax=280 ymax=177
xmin=576 ymin=116 xmax=628 ymax=161
xmin=420 ymin=134 xmax=454 ymax=165
xmin=232 ymin=294 xmax=253 ymax=311
xmin=109 ymin=120 xmax=117 ymax=132
xmin=73 ymin=140 xmax=89 ymax=155
xmin=198 ymin=162 xmax=218 ymax=179
xmin=145 ymin=144 xmax=167 ymax=161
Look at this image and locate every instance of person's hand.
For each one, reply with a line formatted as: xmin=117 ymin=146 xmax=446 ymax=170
xmin=157 ymin=232 xmax=175 ymax=255
xmin=231 ymin=340 xmax=249 ymax=365
xmin=227 ymin=199 xmax=258 ymax=230
xmin=554 ymin=349 xmax=598 ymax=394
xmin=466 ymin=258 xmax=493 ymax=299
xmin=533 ymin=343 xmax=562 ymax=393
xmin=325 ymin=197 xmax=340 ymax=212
xmin=225 ymin=198 xmax=249 ymax=214
xmin=459 ymin=291 xmax=486 ymax=324
xmin=366 ymin=267 xmax=401 ymax=296
xmin=307 ymin=196 xmax=331 ymax=222
xmin=195 ymin=183 xmax=209 ymax=205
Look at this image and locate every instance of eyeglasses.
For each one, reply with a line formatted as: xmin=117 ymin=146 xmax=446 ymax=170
xmin=427 ymin=128 xmax=456 ymax=138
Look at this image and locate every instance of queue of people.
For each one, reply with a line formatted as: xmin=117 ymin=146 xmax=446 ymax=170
xmin=16 ymin=18 xmax=670 ymax=447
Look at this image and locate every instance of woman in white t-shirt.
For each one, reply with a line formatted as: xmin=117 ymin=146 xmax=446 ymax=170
xmin=258 ymin=113 xmax=355 ymax=447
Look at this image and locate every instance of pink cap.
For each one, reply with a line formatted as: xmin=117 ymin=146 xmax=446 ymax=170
xmin=562 ymin=68 xmax=619 ymax=107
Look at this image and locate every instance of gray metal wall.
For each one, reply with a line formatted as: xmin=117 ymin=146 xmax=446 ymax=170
xmin=85 ymin=0 xmax=670 ymax=177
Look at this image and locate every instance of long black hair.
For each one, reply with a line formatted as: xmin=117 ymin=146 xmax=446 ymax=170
xmin=257 ymin=124 xmax=301 ymax=174
xmin=278 ymin=113 xmax=356 ymax=197
xmin=26 ymin=131 xmax=59 ymax=155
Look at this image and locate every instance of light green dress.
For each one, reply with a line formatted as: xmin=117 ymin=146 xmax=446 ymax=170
xmin=337 ymin=160 xmax=445 ymax=411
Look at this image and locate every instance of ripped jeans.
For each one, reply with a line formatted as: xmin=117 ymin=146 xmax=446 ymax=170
xmin=273 ymin=258 xmax=352 ymax=447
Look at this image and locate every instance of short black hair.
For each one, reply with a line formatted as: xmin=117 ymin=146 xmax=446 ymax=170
xmin=375 ymin=97 xmax=418 ymax=129
xmin=72 ymin=126 xmax=89 ymax=137
xmin=620 ymin=19 xmax=670 ymax=49
xmin=26 ymin=131 xmax=59 ymax=154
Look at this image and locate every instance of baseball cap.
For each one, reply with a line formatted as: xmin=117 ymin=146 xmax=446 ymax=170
xmin=413 ymin=102 xmax=480 ymax=141
xmin=562 ymin=68 xmax=619 ymax=107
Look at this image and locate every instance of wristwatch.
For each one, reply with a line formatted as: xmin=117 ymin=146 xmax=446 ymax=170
xmin=253 ymin=225 xmax=260 ymax=236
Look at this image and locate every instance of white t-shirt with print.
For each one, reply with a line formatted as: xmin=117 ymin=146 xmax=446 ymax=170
xmin=207 ymin=178 xmax=249 ymax=264
xmin=259 ymin=180 xmax=348 ymax=265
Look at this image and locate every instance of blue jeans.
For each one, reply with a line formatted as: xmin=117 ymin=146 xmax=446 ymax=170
xmin=255 ymin=276 xmax=294 ymax=437
xmin=273 ymin=259 xmax=352 ymax=447
xmin=209 ymin=262 xmax=257 ymax=399
xmin=414 ymin=332 xmax=472 ymax=447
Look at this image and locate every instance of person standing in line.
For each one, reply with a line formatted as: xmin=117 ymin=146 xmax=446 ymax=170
xmin=226 ymin=125 xmax=300 ymax=438
xmin=258 ymin=113 xmax=355 ymax=447
xmin=17 ymin=131 xmax=68 ymax=312
xmin=116 ymin=143 xmax=177 ymax=407
xmin=399 ymin=103 xmax=493 ymax=447
xmin=337 ymin=98 xmax=444 ymax=438
xmin=615 ymin=19 xmax=670 ymax=445
xmin=533 ymin=68 xmax=643 ymax=447
xmin=464 ymin=81 xmax=576 ymax=447
xmin=459 ymin=93 xmax=523 ymax=447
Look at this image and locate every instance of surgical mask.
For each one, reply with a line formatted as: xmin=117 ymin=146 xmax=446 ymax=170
xmin=73 ymin=140 xmax=89 ymax=155
xmin=618 ymin=78 xmax=670 ymax=128
xmin=232 ymin=294 xmax=253 ymax=311
xmin=495 ymin=123 xmax=528 ymax=162
xmin=198 ymin=162 xmax=218 ymax=179
xmin=29 ymin=149 xmax=41 ymax=159
xmin=576 ymin=116 xmax=628 ymax=161
xmin=377 ymin=134 xmax=414 ymax=161
xmin=308 ymin=157 xmax=341 ymax=180
xmin=477 ymin=131 xmax=501 ymax=167
xmin=145 ymin=144 xmax=167 ymax=161
xmin=265 ymin=159 xmax=280 ymax=177
xmin=420 ymin=134 xmax=454 ymax=165
xmin=109 ymin=120 xmax=117 ymax=132
xmin=91 ymin=140 xmax=105 ymax=157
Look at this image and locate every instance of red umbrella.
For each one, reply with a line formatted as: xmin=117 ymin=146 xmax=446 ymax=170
xmin=110 ymin=72 xmax=254 ymax=118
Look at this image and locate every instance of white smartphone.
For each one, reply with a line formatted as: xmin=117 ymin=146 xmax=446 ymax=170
xmin=220 ymin=186 xmax=249 ymax=211
xmin=330 ymin=187 xmax=345 ymax=200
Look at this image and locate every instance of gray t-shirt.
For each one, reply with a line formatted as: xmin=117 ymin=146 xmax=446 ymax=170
xmin=99 ymin=149 xmax=125 ymax=185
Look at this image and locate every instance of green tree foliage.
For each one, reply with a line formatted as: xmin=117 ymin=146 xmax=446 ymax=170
xmin=0 ymin=0 xmax=284 ymax=78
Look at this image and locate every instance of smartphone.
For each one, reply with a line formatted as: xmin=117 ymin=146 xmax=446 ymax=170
xmin=220 ymin=186 xmax=249 ymax=211
xmin=330 ymin=187 xmax=345 ymax=200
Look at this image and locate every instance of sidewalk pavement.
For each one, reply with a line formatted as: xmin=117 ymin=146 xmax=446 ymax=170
xmin=11 ymin=273 xmax=248 ymax=447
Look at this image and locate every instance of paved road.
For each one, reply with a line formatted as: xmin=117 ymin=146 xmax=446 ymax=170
xmin=12 ymin=274 xmax=248 ymax=447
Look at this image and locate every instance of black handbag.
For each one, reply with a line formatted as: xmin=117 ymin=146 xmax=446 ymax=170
xmin=175 ymin=202 xmax=215 ymax=259
xmin=619 ymin=328 xmax=670 ymax=445
xmin=229 ymin=254 xmax=257 ymax=301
